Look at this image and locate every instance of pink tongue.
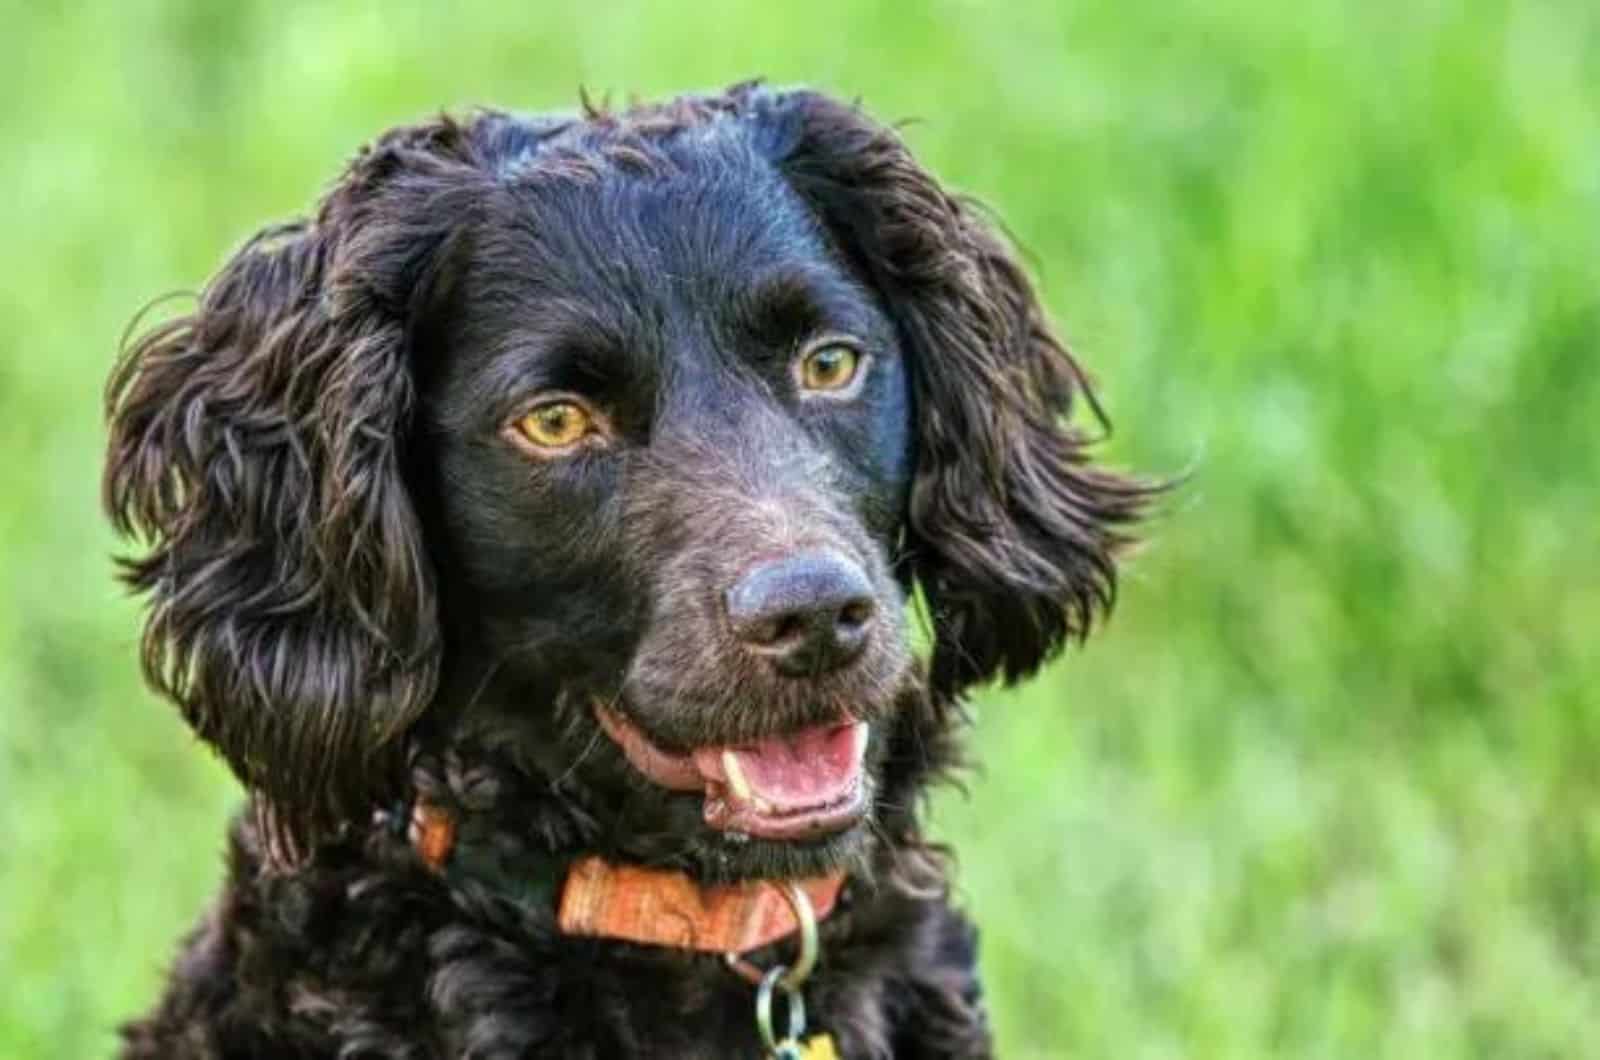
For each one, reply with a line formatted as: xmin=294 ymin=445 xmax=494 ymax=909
xmin=694 ymin=722 xmax=864 ymax=811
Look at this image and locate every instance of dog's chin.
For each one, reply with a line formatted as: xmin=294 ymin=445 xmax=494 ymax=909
xmin=683 ymin=811 xmax=878 ymax=884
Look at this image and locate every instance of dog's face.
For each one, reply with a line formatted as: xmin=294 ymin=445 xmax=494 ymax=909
xmin=421 ymin=158 xmax=915 ymax=876
xmin=105 ymin=86 xmax=1148 ymax=879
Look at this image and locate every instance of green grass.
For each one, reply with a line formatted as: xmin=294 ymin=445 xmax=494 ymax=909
xmin=3 ymin=2 xmax=1597 ymax=1056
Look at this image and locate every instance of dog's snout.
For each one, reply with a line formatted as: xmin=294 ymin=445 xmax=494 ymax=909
xmin=726 ymin=550 xmax=876 ymax=675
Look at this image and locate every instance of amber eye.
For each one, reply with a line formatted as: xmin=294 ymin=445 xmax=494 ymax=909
xmin=798 ymin=343 xmax=863 ymax=394
xmin=513 ymin=400 xmax=594 ymax=451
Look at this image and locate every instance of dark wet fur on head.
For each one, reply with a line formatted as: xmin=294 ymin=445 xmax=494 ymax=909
xmin=106 ymin=82 xmax=1154 ymax=1058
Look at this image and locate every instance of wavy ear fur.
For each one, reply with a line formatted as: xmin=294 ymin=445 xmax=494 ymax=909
xmin=104 ymin=119 xmax=495 ymax=862
xmin=753 ymin=88 xmax=1155 ymax=697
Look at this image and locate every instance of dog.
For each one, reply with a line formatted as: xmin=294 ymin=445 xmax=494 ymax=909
xmin=104 ymin=83 xmax=1150 ymax=1059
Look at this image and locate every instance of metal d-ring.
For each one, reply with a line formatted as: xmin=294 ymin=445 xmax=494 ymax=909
xmin=724 ymin=880 xmax=820 ymax=989
xmin=755 ymin=963 xmax=807 ymax=1055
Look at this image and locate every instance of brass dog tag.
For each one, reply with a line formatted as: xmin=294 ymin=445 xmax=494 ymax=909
xmin=797 ymin=1034 xmax=839 ymax=1060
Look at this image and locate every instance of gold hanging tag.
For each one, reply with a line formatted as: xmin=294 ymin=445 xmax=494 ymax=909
xmin=796 ymin=1032 xmax=840 ymax=1059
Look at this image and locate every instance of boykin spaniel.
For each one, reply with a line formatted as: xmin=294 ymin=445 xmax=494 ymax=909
xmin=105 ymin=83 xmax=1150 ymax=1059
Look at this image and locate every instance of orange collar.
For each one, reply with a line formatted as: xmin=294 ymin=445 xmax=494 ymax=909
xmin=408 ymin=800 xmax=845 ymax=955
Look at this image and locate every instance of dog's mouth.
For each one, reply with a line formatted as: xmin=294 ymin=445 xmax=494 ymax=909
xmin=594 ymin=704 xmax=870 ymax=841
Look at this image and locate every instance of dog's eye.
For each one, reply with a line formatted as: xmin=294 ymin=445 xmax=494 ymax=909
xmin=797 ymin=342 xmax=864 ymax=395
xmin=513 ymin=401 xmax=594 ymax=452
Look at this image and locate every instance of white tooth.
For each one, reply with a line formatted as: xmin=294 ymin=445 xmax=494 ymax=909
xmin=722 ymin=749 xmax=753 ymax=802
xmin=852 ymin=722 xmax=870 ymax=766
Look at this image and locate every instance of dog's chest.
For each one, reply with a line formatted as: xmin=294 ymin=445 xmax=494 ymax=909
xmin=411 ymin=913 xmax=886 ymax=1058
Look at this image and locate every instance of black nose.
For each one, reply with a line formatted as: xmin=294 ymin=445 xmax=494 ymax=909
xmin=726 ymin=550 xmax=876 ymax=675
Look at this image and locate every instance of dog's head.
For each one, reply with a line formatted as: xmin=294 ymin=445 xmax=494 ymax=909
xmin=105 ymin=85 xmax=1148 ymax=880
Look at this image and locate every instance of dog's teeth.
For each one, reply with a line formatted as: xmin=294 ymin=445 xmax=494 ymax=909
xmin=852 ymin=722 xmax=870 ymax=764
xmin=722 ymin=749 xmax=753 ymax=802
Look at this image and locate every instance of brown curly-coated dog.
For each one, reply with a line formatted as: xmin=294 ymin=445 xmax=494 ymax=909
xmin=105 ymin=82 xmax=1150 ymax=1058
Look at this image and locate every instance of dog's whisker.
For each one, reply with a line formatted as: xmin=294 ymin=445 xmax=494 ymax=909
xmin=550 ymin=724 xmax=604 ymax=789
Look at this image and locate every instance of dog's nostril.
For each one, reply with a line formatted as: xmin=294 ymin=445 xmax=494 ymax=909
xmin=766 ymin=614 xmax=806 ymax=647
xmin=839 ymin=599 xmax=875 ymax=630
xmin=726 ymin=549 xmax=875 ymax=673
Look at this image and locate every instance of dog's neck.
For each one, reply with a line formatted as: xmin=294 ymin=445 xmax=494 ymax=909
xmin=404 ymin=795 xmax=847 ymax=956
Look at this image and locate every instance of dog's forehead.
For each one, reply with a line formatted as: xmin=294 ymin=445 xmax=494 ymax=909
xmin=447 ymin=142 xmax=872 ymax=374
xmin=434 ymin=134 xmax=887 ymax=417
xmin=511 ymin=157 xmax=826 ymax=293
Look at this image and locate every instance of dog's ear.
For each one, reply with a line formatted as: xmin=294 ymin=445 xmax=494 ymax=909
xmin=750 ymin=88 xmax=1155 ymax=698
xmin=104 ymin=119 xmax=487 ymax=862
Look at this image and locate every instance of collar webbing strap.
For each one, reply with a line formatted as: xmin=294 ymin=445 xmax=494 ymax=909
xmin=407 ymin=799 xmax=845 ymax=956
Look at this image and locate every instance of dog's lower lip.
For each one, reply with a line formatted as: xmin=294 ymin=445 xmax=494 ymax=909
xmin=702 ymin=776 xmax=867 ymax=841
xmin=592 ymin=702 xmax=870 ymax=840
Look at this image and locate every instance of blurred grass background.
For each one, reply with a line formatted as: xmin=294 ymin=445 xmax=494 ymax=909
xmin=2 ymin=1 xmax=1596 ymax=1056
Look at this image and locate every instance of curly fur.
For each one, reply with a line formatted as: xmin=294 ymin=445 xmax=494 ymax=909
xmin=105 ymin=82 xmax=1153 ymax=1058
